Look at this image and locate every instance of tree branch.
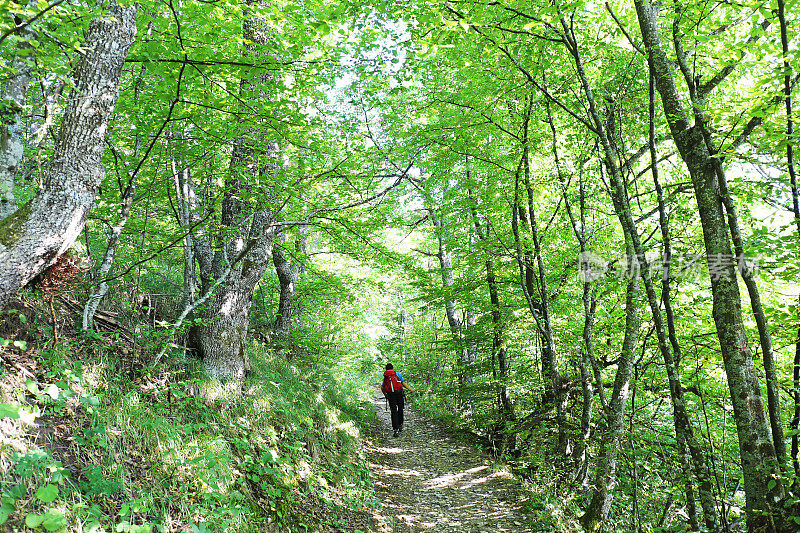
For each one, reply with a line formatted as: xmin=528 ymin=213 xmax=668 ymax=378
xmin=0 ymin=0 xmax=68 ymax=49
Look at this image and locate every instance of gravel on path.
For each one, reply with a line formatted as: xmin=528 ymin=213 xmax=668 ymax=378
xmin=365 ymin=394 xmax=538 ymax=533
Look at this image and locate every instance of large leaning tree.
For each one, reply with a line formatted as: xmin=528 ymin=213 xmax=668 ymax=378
xmin=0 ymin=1 xmax=137 ymax=310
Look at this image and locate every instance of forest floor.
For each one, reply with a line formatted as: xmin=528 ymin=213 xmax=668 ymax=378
xmin=365 ymin=393 xmax=538 ymax=533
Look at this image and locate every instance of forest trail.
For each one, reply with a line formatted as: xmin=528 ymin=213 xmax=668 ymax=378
xmin=366 ymin=394 xmax=537 ymax=532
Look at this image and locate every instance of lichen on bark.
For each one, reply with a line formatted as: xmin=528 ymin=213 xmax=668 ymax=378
xmin=0 ymin=198 xmax=33 ymax=248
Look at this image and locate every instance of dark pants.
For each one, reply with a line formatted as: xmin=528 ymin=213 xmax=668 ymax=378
xmin=387 ymin=391 xmax=404 ymax=431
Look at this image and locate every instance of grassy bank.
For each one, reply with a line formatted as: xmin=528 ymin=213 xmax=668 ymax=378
xmin=1 ymin=327 xmax=378 ymax=532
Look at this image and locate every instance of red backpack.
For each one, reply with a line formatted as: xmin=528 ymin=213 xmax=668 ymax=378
xmin=382 ymin=370 xmax=403 ymax=393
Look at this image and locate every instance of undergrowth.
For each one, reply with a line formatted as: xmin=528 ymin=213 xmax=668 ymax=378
xmin=0 ymin=326 xmax=379 ymax=532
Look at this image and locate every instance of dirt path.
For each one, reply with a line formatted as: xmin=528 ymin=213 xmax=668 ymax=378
xmin=366 ymin=395 xmax=537 ymax=532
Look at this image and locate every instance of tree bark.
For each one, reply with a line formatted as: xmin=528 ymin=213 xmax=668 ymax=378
xmin=398 ymin=291 xmax=407 ymax=362
xmin=486 ymin=253 xmax=516 ymax=455
xmin=546 ymin=98 xmax=600 ymax=482
xmin=512 ymin=145 xmax=565 ymax=447
xmin=172 ymin=150 xmax=196 ymax=311
xmin=164 ymin=125 xmax=199 ymax=313
xmin=574 ymin=279 xmax=595 ymax=486
xmin=82 ymin=180 xmax=135 ymax=330
xmin=0 ymin=2 xmax=136 ymax=310
xmin=273 ymin=236 xmax=294 ymax=336
xmin=189 ymin=145 xmax=277 ymax=381
xmin=512 ymin=119 xmax=559 ymax=406
xmin=433 ymin=213 xmax=463 ymax=335
xmin=573 ymin=163 xmax=596 ymax=486
xmin=718 ymin=161 xmax=786 ymax=468
xmin=470 ymin=197 xmax=516 ymax=453
xmin=648 ymin=69 xmax=700 ymax=530
xmin=431 ymin=200 xmax=474 ymax=386
xmin=83 ymin=58 xmax=151 ymax=330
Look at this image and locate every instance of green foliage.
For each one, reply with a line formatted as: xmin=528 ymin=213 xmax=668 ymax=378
xmin=4 ymin=0 xmax=800 ymax=530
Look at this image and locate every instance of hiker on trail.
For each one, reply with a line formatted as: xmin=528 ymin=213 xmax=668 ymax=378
xmin=382 ymin=363 xmax=415 ymax=438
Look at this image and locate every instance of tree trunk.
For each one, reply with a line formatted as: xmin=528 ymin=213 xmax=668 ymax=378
xmin=272 ymin=237 xmax=294 ymax=336
xmin=83 ymin=59 xmax=151 ymax=330
xmin=720 ymin=157 xmax=786 ymax=466
xmin=189 ymin=145 xmax=277 ymax=381
xmin=398 ymin=291 xmax=407 ymax=362
xmin=434 ymin=214 xmax=463 ymax=334
xmin=0 ymin=12 xmax=36 ymax=221
xmin=574 ymin=280 xmax=595 ymax=486
xmin=648 ymin=70 xmax=701 ymax=530
xmin=635 ymin=2 xmax=785 ymax=529
xmin=0 ymin=2 xmax=136 ymax=310
xmin=82 ymin=180 xmax=135 ymax=330
xmin=169 ymin=134 xmax=197 ymax=311
xmin=580 ymin=275 xmax=640 ymax=532
xmin=273 ymin=231 xmax=301 ymax=338
xmin=777 ymin=0 xmax=800 ymax=479
xmin=551 ymin=114 xmax=601 ymax=483
xmin=185 ymin=0 xmax=284 ymax=381
xmin=609 ymin=68 xmax=720 ymax=533
xmin=192 ymin=263 xmax=266 ymax=380
xmin=558 ymin=16 xmax=720 ymax=529
xmin=432 ymin=207 xmax=475 ymax=386
xmin=518 ymin=96 xmax=562 ymax=445
xmin=512 ymin=119 xmax=559 ymax=407
xmin=487 ymin=254 xmax=516 ymax=454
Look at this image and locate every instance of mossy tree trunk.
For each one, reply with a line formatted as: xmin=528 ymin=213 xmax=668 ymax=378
xmin=635 ymin=1 xmax=787 ymax=529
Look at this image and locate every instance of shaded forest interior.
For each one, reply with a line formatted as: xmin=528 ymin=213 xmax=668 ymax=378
xmin=2 ymin=0 xmax=800 ymax=532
